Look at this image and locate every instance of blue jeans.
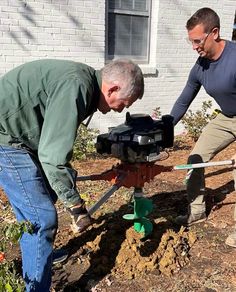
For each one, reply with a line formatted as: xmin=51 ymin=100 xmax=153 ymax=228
xmin=0 ymin=145 xmax=58 ymax=291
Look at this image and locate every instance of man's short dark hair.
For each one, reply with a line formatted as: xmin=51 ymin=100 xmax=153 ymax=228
xmin=186 ymin=7 xmax=220 ymax=33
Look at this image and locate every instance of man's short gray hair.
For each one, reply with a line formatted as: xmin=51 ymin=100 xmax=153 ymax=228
xmin=101 ymin=59 xmax=144 ymax=100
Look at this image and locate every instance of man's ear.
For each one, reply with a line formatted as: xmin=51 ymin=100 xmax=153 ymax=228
xmin=212 ymin=27 xmax=219 ymax=40
xmin=108 ymin=85 xmax=120 ymax=97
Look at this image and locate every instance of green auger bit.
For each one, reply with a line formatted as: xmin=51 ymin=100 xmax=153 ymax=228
xmin=123 ymin=196 xmax=153 ymax=237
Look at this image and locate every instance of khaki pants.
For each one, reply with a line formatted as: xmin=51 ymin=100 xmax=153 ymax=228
xmin=187 ymin=113 xmax=236 ymax=218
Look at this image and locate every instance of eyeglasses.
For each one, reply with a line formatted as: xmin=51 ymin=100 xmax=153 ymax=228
xmin=186 ymin=31 xmax=211 ymax=46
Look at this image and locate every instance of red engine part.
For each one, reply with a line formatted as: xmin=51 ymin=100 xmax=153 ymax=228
xmin=84 ymin=162 xmax=173 ymax=188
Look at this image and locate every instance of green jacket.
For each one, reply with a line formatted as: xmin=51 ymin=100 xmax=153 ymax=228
xmin=0 ymin=59 xmax=102 ymax=207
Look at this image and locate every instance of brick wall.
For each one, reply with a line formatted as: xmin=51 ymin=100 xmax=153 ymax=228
xmin=0 ymin=0 xmax=105 ymax=74
xmin=0 ymin=0 xmax=235 ymax=135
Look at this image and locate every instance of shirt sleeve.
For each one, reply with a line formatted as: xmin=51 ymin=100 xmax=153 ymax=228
xmin=38 ymin=78 xmax=88 ymax=207
xmin=170 ymin=65 xmax=201 ymax=125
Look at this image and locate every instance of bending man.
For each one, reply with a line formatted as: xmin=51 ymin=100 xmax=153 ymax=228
xmin=0 ymin=58 xmax=144 ymax=291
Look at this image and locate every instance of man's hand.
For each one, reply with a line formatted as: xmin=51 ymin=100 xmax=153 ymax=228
xmin=231 ymin=154 xmax=236 ymax=167
xmin=68 ymin=201 xmax=92 ymax=234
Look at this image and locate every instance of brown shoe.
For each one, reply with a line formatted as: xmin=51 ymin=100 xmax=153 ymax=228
xmin=69 ymin=201 xmax=93 ymax=234
xmin=225 ymin=232 xmax=236 ymax=247
xmin=175 ymin=212 xmax=206 ymax=226
xmin=70 ymin=213 xmax=92 ymax=234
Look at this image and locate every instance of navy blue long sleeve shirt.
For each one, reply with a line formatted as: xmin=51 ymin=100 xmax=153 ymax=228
xmin=170 ymin=40 xmax=236 ymax=125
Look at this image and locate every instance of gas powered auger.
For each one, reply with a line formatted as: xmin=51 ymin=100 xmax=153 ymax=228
xmin=77 ymin=112 xmax=174 ymax=237
xmin=77 ymin=113 xmax=235 ymax=237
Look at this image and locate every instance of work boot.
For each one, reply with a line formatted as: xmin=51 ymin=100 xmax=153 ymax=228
xmin=70 ymin=213 xmax=92 ymax=234
xmin=175 ymin=212 xmax=206 ymax=227
xmin=69 ymin=201 xmax=93 ymax=234
xmin=225 ymin=232 xmax=236 ymax=248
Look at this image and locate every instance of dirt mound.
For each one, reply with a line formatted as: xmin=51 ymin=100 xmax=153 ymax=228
xmin=111 ymin=224 xmax=196 ymax=279
xmin=81 ymin=218 xmax=197 ymax=280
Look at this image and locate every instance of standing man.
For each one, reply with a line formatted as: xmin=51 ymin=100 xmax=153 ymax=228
xmin=0 ymin=58 xmax=144 ymax=291
xmin=170 ymin=7 xmax=236 ymax=247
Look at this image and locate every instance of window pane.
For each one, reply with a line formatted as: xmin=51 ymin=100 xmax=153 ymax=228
xmin=121 ymin=0 xmax=133 ymax=10
xmin=134 ymin=0 xmax=147 ymax=11
xmin=132 ymin=16 xmax=148 ymax=56
xmin=109 ymin=0 xmax=120 ymax=9
xmin=108 ymin=13 xmax=148 ymax=58
xmin=109 ymin=0 xmax=149 ymax=12
xmin=108 ymin=14 xmax=131 ymax=55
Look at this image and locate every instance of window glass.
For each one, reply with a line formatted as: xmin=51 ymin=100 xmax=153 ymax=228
xmin=107 ymin=0 xmax=151 ymax=62
xmin=109 ymin=0 xmax=148 ymax=11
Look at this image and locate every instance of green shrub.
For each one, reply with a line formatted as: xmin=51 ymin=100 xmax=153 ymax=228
xmin=0 ymin=261 xmax=25 ymax=292
xmin=181 ymin=100 xmax=217 ymax=141
xmin=72 ymin=124 xmax=99 ymax=161
xmin=0 ymin=221 xmax=33 ymax=292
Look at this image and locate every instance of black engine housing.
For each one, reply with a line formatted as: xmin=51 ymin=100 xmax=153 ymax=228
xmin=96 ymin=112 xmax=174 ymax=163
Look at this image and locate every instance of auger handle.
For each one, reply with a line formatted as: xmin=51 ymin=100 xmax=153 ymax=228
xmin=87 ymin=184 xmax=120 ymax=216
xmin=174 ymin=159 xmax=235 ymax=170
